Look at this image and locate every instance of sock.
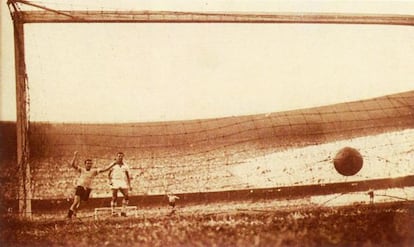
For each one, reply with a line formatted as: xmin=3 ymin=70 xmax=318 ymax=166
xmin=67 ymin=209 xmax=74 ymax=218
xmin=121 ymin=199 xmax=128 ymax=216
xmin=111 ymin=201 xmax=117 ymax=214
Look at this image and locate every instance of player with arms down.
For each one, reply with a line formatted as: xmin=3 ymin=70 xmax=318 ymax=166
xmin=67 ymin=151 xmax=116 ymax=219
xmin=108 ymin=152 xmax=132 ymax=217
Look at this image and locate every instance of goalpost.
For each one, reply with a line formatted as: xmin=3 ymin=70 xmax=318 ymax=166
xmin=7 ymin=0 xmax=414 ymax=217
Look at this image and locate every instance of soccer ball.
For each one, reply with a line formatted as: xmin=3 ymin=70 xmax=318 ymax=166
xmin=333 ymin=147 xmax=363 ymax=176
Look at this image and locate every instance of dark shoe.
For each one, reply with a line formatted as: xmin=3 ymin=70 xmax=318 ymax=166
xmin=67 ymin=210 xmax=74 ymax=218
xmin=120 ymin=212 xmax=127 ymax=217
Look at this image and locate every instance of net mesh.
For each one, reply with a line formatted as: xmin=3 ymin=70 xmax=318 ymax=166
xmin=25 ymin=91 xmax=414 ymax=202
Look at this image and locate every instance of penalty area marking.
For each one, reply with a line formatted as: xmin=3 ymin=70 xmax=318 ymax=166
xmin=94 ymin=206 xmax=138 ymax=220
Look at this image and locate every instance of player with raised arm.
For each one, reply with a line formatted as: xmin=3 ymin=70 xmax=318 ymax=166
xmin=108 ymin=152 xmax=132 ymax=217
xmin=67 ymin=151 xmax=116 ymax=219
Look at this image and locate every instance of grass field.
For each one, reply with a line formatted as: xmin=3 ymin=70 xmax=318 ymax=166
xmin=1 ymin=200 xmax=413 ymax=247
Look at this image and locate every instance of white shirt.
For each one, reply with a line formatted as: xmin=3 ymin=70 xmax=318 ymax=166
xmin=109 ymin=163 xmax=130 ymax=186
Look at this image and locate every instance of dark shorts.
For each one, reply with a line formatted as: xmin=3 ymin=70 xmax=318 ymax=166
xmin=75 ymin=186 xmax=92 ymax=201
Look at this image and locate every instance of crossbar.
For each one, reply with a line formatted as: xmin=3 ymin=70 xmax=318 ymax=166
xmin=10 ymin=10 xmax=414 ymax=26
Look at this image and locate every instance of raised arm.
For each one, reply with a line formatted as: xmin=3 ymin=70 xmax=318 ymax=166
xmin=71 ymin=151 xmax=79 ymax=170
xmin=98 ymin=161 xmax=117 ymax=174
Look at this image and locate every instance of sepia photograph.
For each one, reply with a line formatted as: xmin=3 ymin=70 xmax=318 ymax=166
xmin=1 ymin=0 xmax=413 ymax=246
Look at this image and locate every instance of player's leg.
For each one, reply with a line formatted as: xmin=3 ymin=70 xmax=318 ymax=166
xmin=111 ymin=189 xmax=118 ymax=216
xmin=68 ymin=186 xmax=83 ymax=218
xmin=82 ymin=188 xmax=92 ymax=202
xmin=119 ymin=188 xmax=129 ymax=216
xmin=67 ymin=195 xmax=80 ymax=218
xmin=76 ymin=188 xmax=92 ymax=215
xmin=168 ymin=201 xmax=176 ymax=215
